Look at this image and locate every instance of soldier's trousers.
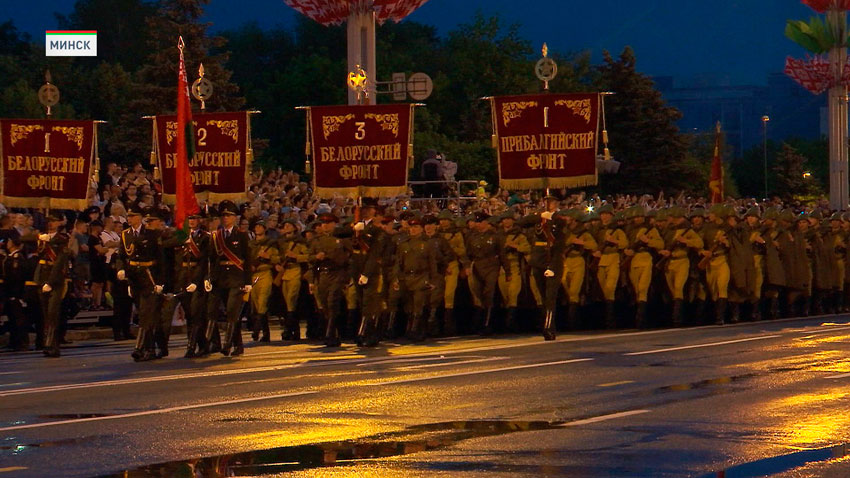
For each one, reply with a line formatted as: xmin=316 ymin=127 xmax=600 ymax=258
xmin=180 ymin=289 xmax=207 ymax=340
xmin=429 ymin=270 xmax=446 ymax=309
xmin=361 ymin=276 xmax=384 ymax=317
xmin=562 ymin=255 xmax=586 ymax=304
xmin=629 ymin=252 xmax=653 ymax=302
xmin=529 ymin=268 xmax=544 ymax=307
xmin=469 ymin=260 xmax=499 ymax=308
xmin=400 ymin=273 xmax=429 ymax=315
xmin=836 ymin=258 xmax=845 ymax=291
xmin=706 ymin=255 xmax=730 ymax=301
xmin=210 ymin=287 xmax=245 ymax=325
xmin=315 ymin=269 xmax=347 ymax=320
xmin=250 ymin=270 xmax=273 ymax=315
xmin=39 ymin=282 xmax=67 ymax=350
xmin=753 ymin=255 xmax=764 ymax=300
xmin=497 ymin=259 xmax=522 ymax=308
xmin=444 ymin=261 xmax=460 ymax=309
xmin=4 ymin=298 xmax=28 ymax=349
xmin=597 ymin=253 xmax=620 ymax=301
xmin=345 ymin=282 xmax=358 ymax=311
xmin=665 ymin=257 xmax=689 ymax=301
xmin=280 ymin=274 xmax=301 ymax=312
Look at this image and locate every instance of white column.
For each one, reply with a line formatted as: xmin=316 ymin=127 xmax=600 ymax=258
xmin=346 ymin=7 xmax=376 ymax=105
xmin=828 ymin=10 xmax=849 ymax=210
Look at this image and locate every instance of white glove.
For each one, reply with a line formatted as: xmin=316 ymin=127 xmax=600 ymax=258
xmin=127 ymin=285 xmax=132 ymax=298
xmin=358 ymin=274 xmax=369 ymax=285
xmin=42 ymin=284 xmax=52 ymax=293
xmin=38 ymin=233 xmax=50 ymax=242
xmin=353 ymin=221 xmax=365 ymax=232
xmin=185 ymin=283 xmax=197 ymax=293
xmin=242 ymin=284 xmax=253 ymax=294
xmin=117 ymin=270 xmax=126 ymax=281
xmin=19 ymin=299 xmax=27 ymax=308
xmin=154 ymin=285 xmax=164 ymax=294
xmin=541 ymin=211 xmax=554 ymax=220
xmin=544 ymin=269 xmax=555 ymax=278
xmin=204 ymin=279 xmax=213 ymax=292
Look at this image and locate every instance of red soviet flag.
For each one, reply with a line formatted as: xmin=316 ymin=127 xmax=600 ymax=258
xmin=175 ymin=36 xmax=200 ymax=227
xmin=709 ymin=122 xmax=724 ymax=204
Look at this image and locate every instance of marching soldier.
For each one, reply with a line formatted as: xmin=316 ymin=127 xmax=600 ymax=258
xmin=3 ymin=236 xmax=31 ymax=351
xmin=146 ymin=210 xmax=175 ymax=358
xmin=726 ymin=211 xmax=757 ymax=323
xmin=497 ymin=211 xmax=531 ymax=332
xmin=392 ymin=216 xmax=437 ymax=341
xmin=116 ymin=207 xmax=164 ymax=361
xmin=176 ymin=212 xmax=212 ymax=357
xmin=209 ymin=200 xmax=253 ymax=356
xmin=760 ymin=208 xmax=786 ymax=320
xmin=660 ymin=206 xmax=703 ymax=326
xmin=352 ymin=210 xmax=386 ymax=346
xmin=520 ymin=209 xmax=557 ymax=332
xmin=438 ymin=210 xmax=467 ymax=336
xmin=424 ymin=214 xmax=456 ymax=337
xmin=623 ymin=206 xmax=664 ymax=328
xmin=549 ymin=210 xmax=597 ymax=337
xmin=36 ymin=230 xmax=71 ymax=358
xmin=307 ymin=213 xmax=352 ymax=347
xmin=743 ymin=208 xmax=766 ymax=320
xmin=249 ymin=220 xmax=279 ymax=342
xmin=275 ymin=219 xmax=309 ymax=341
xmin=700 ymin=205 xmax=732 ymax=325
xmin=593 ymin=205 xmax=628 ymax=328
xmin=464 ymin=212 xmax=508 ymax=335
xmin=829 ymin=213 xmax=846 ymax=312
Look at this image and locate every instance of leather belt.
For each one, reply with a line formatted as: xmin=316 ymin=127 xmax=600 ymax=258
xmin=25 ymin=281 xmax=37 ymax=286
xmin=38 ymin=260 xmax=54 ymax=265
xmin=129 ymin=261 xmax=154 ymax=267
xmin=181 ymin=262 xmax=199 ymax=267
xmin=534 ymin=241 xmax=548 ymax=246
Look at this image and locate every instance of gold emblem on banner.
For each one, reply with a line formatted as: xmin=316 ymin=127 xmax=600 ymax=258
xmin=165 ymin=121 xmax=178 ymax=145
xmin=501 ymin=101 xmax=538 ymax=127
xmin=10 ymin=124 xmax=44 ymax=146
xmin=322 ymin=114 xmax=355 ymax=140
xmin=554 ymin=98 xmax=592 ymax=124
xmin=364 ymin=113 xmax=399 ymax=137
xmin=206 ymin=120 xmax=239 ymax=142
xmin=52 ymin=126 xmax=84 ymax=150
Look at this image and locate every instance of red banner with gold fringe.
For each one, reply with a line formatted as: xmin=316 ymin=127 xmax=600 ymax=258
xmin=491 ymin=93 xmax=600 ymax=190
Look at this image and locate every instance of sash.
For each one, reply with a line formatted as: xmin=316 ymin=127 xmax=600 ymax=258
xmin=213 ymin=230 xmax=244 ymax=271
xmin=44 ymin=244 xmax=57 ymax=262
xmin=186 ymin=233 xmax=202 ymax=259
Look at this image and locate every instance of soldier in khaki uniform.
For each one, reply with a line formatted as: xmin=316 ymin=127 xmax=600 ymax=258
xmin=760 ymin=208 xmax=787 ymax=320
xmin=830 ymin=213 xmax=847 ymax=312
xmin=700 ymin=205 xmax=731 ymax=325
xmin=275 ymin=219 xmax=308 ymax=341
xmin=392 ymin=217 xmax=437 ymax=341
xmin=549 ymin=210 xmax=597 ymax=336
xmin=496 ymin=211 xmax=531 ymax=331
xmin=352 ymin=211 xmax=386 ymax=347
xmin=592 ymin=205 xmax=628 ymax=328
xmin=424 ymin=215 xmax=456 ymax=337
xmin=623 ymin=206 xmax=664 ymax=328
xmin=249 ymin=221 xmax=279 ymax=342
xmin=438 ymin=210 xmax=466 ymax=335
xmin=660 ymin=207 xmax=703 ymax=326
xmin=464 ymin=212 xmax=508 ymax=335
xmin=307 ymin=213 xmax=352 ymax=347
xmin=743 ymin=208 xmax=766 ymax=320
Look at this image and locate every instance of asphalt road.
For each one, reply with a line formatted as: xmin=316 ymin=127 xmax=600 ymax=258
xmin=3 ymin=315 xmax=850 ymax=477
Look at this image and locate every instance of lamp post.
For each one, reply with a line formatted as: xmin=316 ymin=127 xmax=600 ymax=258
xmin=762 ymin=115 xmax=770 ymax=199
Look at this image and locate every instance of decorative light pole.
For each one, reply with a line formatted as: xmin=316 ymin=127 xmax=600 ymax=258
xmin=785 ymin=0 xmax=850 ymax=210
xmin=762 ymin=115 xmax=770 ymax=199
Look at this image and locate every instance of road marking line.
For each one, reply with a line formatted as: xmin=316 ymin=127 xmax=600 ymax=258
xmin=357 ymin=356 xmax=453 ymax=366
xmin=825 ymin=372 xmax=850 ymax=379
xmin=0 ymin=390 xmax=317 ymax=433
xmin=398 ymin=357 xmax=509 ymax=370
xmin=798 ymin=325 xmax=850 ymax=336
xmin=623 ymin=335 xmax=782 ymax=356
xmin=372 ymin=358 xmax=593 ymax=386
xmin=0 ymin=371 xmax=21 ymax=376
xmin=597 ymin=380 xmax=635 ymax=387
xmin=559 ymin=409 xmax=651 ymax=427
xmin=0 ymin=467 xmax=27 ymax=473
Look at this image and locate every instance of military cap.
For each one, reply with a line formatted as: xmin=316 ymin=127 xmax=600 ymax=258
xmin=473 ymin=211 xmax=490 ymax=223
xmin=613 ymin=210 xmax=626 ymax=222
xmin=830 ymin=212 xmax=843 ymax=222
xmin=667 ymin=206 xmax=685 ymax=218
xmin=655 ymin=208 xmax=668 ymax=221
xmin=318 ymin=213 xmax=339 ymax=224
xmin=843 ymin=212 xmax=850 ymax=222
xmin=143 ymin=207 xmax=162 ymax=220
xmin=422 ymin=215 xmax=438 ymax=225
xmin=188 ymin=210 xmax=204 ymax=219
xmin=597 ymin=204 xmax=614 ymax=214
xmin=809 ymin=209 xmax=823 ymax=221
xmin=47 ymin=213 xmax=64 ymax=222
xmin=455 ymin=217 xmax=469 ymax=228
xmin=361 ymin=197 xmax=379 ymax=208
xmin=332 ymin=224 xmax=354 ymax=238
xmin=543 ymin=195 xmax=559 ymax=202
xmin=205 ymin=205 xmax=220 ymax=218
xmin=780 ymin=209 xmax=796 ymax=222
xmin=647 ymin=208 xmax=659 ymax=218
xmin=763 ymin=208 xmax=779 ymax=221
xmin=219 ymin=200 xmax=239 ymax=216
xmin=253 ymin=220 xmax=266 ymax=229
xmin=796 ymin=211 xmax=809 ymax=222
xmin=498 ymin=211 xmax=516 ymax=222
xmin=582 ymin=211 xmax=598 ymax=223
xmin=486 ymin=215 xmax=501 ymax=226
xmin=398 ymin=210 xmax=416 ymax=221
xmin=689 ymin=207 xmax=706 ymax=218
xmin=745 ymin=207 xmax=761 ymax=218
xmin=126 ymin=206 xmax=143 ymax=217
xmin=437 ymin=210 xmax=454 ymax=220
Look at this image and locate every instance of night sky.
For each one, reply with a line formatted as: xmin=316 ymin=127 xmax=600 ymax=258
xmin=0 ymin=0 xmax=816 ymax=85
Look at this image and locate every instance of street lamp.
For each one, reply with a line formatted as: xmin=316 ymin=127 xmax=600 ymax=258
xmin=762 ymin=115 xmax=770 ymax=199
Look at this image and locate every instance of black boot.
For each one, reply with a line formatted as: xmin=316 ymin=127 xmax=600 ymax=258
xmin=636 ymin=301 xmax=648 ymax=329
xmin=251 ymin=313 xmax=262 ymax=342
xmin=715 ymin=299 xmax=727 ymax=325
xmin=604 ymin=301 xmax=616 ymax=329
xmin=260 ymin=313 xmax=271 ymax=342
xmin=729 ymin=302 xmax=740 ymax=324
xmin=505 ymin=307 xmax=520 ymax=333
xmin=279 ymin=311 xmax=289 ymax=341
xmin=768 ymin=297 xmax=779 ymax=320
xmin=131 ymin=328 xmax=146 ymax=361
xmin=325 ymin=310 xmax=341 ymax=347
xmin=362 ymin=315 xmax=380 ymax=347
xmin=801 ymin=296 xmax=811 ymax=317
xmin=443 ymin=309 xmax=457 ymax=337
xmin=670 ymin=299 xmax=682 ymax=328
xmin=751 ymin=300 xmax=762 ymax=321
xmin=355 ymin=311 xmax=369 ymax=346
xmin=426 ymin=308 xmax=440 ymax=337
xmin=43 ymin=324 xmax=60 ymax=358
xmin=221 ymin=321 xmax=236 ymax=356
xmin=693 ymin=299 xmax=706 ymax=325
xmin=345 ymin=309 xmax=360 ymax=341
xmin=407 ymin=313 xmax=425 ymax=342
xmin=184 ymin=327 xmax=198 ymax=359
xmin=566 ymin=304 xmax=579 ymax=331
xmin=199 ymin=320 xmax=220 ymax=356
xmin=154 ymin=328 xmax=169 ymax=359
xmin=542 ymin=310 xmax=556 ymax=341
xmin=384 ymin=311 xmax=398 ymax=340
xmin=231 ymin=320 xmax=245 ymax=356
xmin=479 ymin=308 xmax=493 ymax=336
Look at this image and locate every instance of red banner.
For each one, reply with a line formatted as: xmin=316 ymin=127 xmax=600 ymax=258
xmin=308 ymin=104 xmax=414 ymax=198
xmin=154 ymin=111 xmax=251 ymax=204
xmin=491 ymin=93 xmax=599 ymax=190
xmin=1 ymin=119 xmax=96 ymax=209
